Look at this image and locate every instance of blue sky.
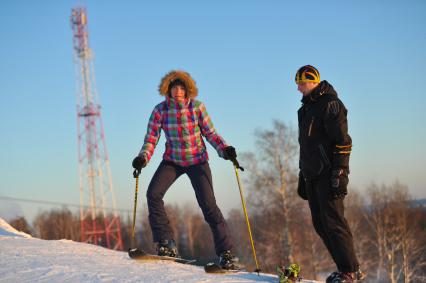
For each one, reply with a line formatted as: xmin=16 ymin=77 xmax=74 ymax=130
xmin=1 ymin=0 xmax=425 ymax=222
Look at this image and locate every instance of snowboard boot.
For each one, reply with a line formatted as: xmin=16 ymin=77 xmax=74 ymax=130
xmin=219 ymin=250 xmax=240 ymax=270
xmin=326 ymin=268 xmax=365 ymax=283
xmin=157 ymin=239 xmax=179 ymax=258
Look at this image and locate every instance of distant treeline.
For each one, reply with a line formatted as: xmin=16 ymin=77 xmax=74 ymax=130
xmin=9 ymin=121 xmax=426 ymax=282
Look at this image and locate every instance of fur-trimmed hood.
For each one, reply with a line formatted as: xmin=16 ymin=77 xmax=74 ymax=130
xmin=158 ymin=70 xmax=198 ymax=99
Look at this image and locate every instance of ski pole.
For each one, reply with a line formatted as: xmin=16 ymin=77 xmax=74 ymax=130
xmin=232 ymin=158 xmax=261 ymax=274
xmin=128 ymin=169 xmax=146 ymax=258
xmin=131 ymin=169 xmax=140 ymax=244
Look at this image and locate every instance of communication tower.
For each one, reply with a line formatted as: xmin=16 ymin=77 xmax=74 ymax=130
xmin=70 ymin=7 xmax=123 ymax=250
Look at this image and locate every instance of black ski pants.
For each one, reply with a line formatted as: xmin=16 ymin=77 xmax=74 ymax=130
xmin=146 ymin=160 xmax=233 ymax=255
xmin=305 ymin=174 xmax=359 ymax=273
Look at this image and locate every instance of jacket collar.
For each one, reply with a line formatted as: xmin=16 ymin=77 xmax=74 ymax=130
xmin=166 ymin=96 xmax=191 ymax=109
xmin=301 ymin=80 xmax=337 ymax=104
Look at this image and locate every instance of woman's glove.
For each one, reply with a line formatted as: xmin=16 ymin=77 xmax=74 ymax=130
xmin=132 ymin=155 xmax=147 ymax=171
xmin=223 ymin=146 xmax=237 ymax=161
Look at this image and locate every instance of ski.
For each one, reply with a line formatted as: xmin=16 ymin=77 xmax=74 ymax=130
xmin=128 ymin=248 xmax=196 ymax=264
xmin=204 ymin=262 xmax=240 ymax=274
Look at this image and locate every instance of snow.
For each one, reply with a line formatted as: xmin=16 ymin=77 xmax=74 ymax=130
xmin=0 ymin=217 xmax=31 ymax=238
xmin=0 ymin=217 xmax=318 ymax=282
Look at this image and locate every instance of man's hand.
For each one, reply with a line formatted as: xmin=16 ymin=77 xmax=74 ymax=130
xmin=330 ymin=168 xmax=349 ymax=199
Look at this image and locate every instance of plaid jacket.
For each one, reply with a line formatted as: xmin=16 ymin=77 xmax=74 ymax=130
xmin=139 ymin=97 xmax=228 ymax=166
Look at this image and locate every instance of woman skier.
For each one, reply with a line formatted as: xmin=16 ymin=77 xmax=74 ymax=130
xmin=132 ymin=70 xmax=239 ymax=270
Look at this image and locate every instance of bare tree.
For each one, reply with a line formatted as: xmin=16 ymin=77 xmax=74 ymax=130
xmin=364 ymin=182 xmax=426 ymax=282
xmin=9 ymin=216 xmax=32 ymax=235
xmin=165 ymin=204 xmax=187 ymax=254
xmin=33 ymin=207 xmax=80 ymax=241
xmin=344 ymin=190 xmax=375 ymax=276
xmin=393 ymin=186 xmax=426 ymax=282
xmin=227 ymin=209 xmax=251 ymax=264
xmin=286 ymin=192 xmax=334 ymax=280
xmin=182 ymin=206 xmax=197 ymax=257
xmin=402 ymin=205 xmax=426 ymax=282
xmin=138 ymin=204 xmax=155 ymax=254
xmin=121 ymin=214 xmax=136 ymax=251
xmin=182 ymin=205 xmax=214 ymax=259
xmin=241 ymin=120 xmax=299 ymax=268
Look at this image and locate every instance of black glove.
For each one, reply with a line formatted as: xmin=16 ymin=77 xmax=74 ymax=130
xmin=330 ymin=168 xmax=349 ymax=199
xmin=223 ymin=146 xmax=237 ymax=161
xmin=297 ymin=172 xmax=308 ymax=200
xmin=132 ymin=155 xmax=147 ymax=171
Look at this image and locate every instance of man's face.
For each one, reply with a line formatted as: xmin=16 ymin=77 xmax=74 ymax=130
xmin=297 ymin=82 xmax=318 ymax=96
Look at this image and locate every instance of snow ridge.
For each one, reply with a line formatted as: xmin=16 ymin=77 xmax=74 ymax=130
xmin=0 ymin=217 xmax=32 ymax=238
xmin=0 ymin=217 xmax=318 ymax=283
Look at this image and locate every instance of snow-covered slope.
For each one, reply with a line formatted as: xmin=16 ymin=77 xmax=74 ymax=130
xmin=0 ymin=217 xmax=317 ymax=282
xmin=0 ymin=217 xmax=32 ymax=238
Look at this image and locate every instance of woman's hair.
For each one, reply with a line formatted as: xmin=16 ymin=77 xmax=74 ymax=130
xmin=158 ymin=70 xmax=198 ymax=99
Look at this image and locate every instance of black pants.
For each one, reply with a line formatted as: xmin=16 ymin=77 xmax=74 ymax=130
xmin=305 ymin=174 xmax=359 ymax=272
xmin=146 ymin=160 xmax=233 ymax=255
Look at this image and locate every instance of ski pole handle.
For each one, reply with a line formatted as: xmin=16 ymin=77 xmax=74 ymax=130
xmin=133 ymin=169 xmax=141 ymax=178
xmin=231 ymin=158 xmax=244 ymax=171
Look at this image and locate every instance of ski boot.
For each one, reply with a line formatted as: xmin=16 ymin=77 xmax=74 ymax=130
xmin=157 ymin=239 xmax=179 ymax=258
xmin=326 ymin=268 xmax=365 ymax=283
xmin=276 ymin=263 xmax=302 ymax=283
xmin=219 ymin=250 xmax=240 ymax=270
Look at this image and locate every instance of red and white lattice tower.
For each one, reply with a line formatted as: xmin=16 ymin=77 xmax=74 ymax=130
xmin=70 ymin=7 xmax=123 ymax=250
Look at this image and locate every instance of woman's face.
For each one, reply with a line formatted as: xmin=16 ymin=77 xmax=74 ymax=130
xmin=170 ymin=85 xmax=186 ymax=101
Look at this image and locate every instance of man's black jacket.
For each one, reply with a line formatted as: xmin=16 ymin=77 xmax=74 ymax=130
xmin=298 ymin=80 xmax=352 ymax=179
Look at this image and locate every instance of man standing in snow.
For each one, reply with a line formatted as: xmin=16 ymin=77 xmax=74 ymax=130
xmin=295 ymin=65 xmax=364 ymax=282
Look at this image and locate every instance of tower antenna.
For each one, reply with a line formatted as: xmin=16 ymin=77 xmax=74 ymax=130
xmin=70 ymin=7 xmax=123 ymax=250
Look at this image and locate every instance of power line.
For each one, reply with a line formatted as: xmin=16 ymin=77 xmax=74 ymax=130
xmin=0 ymin=196 xmax=132 ymax=213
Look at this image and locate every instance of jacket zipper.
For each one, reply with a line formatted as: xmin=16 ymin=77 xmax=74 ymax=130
xmin=308 ymin=117 xmax=314 ymax=137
